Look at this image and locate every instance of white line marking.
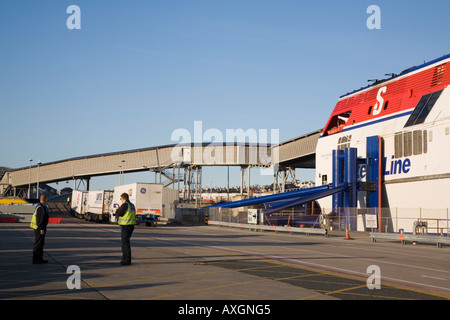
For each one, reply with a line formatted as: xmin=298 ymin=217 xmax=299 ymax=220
xmin=421 ymin=275 xmax=446 ymax=281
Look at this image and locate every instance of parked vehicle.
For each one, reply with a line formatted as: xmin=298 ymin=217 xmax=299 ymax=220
xmin=110 ymin=183 xmax=178 ymax=226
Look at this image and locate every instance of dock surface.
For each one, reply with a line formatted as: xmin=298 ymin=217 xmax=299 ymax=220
xmin=1 ymin=215 xmax=449 ymax=302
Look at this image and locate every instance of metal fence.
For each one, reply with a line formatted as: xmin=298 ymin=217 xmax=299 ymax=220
xmin=317 ymin=207 xmax=449 ymax=235
xmin=205 ymin=206 xmax=325 ymax=230
xmin=199 ymin=206 xmax=450 ymax=235
xmin=377 ymin=207 xmax=450 ymax=235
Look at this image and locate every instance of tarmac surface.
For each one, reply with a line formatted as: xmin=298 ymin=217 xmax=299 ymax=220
xmin=1 ymin=211 xmax=449 ymax=306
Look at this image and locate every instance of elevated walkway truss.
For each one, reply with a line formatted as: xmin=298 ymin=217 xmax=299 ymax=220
xmin=1 ymin=130 xmax=322 ymax=198
xmin=1 ymin=143 xmax=273 ymax=197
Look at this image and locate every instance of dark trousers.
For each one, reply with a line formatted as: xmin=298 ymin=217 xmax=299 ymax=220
xmin=33 ymin=230 xmax=46 ymax=262
xmin=120 ymin=225 xmax=134 ymax=263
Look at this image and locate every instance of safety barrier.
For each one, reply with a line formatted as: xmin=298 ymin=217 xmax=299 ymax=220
xmin=48 ymin=217 xmax=62 ymax=224
xmin=0 ymin=216 xmax=17 ymax=223
xmin=370 ymin=232 xmax=450 ymax=248
xmin=207 ymin=220 xmax=328 ymax=237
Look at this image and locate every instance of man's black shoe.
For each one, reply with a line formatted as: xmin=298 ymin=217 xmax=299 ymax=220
xmin=120 ymin=260 xmax=131 ymax=265
xmin=33 ymin=259 xmax=48 ymax=264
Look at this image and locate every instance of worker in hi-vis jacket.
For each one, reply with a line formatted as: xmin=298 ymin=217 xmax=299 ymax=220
xmin=30 ymin=194 xmax=49 ymax=264
xmin=114 ymin=193 xmax=136 ymax=265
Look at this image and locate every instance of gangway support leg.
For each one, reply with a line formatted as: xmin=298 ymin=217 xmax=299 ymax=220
xmin=332 ymin=149 xmax=344 ymax=212
xmin=366 ymin=135 xmax=383 ymax=232
xmin=344 ymin=148 xmax=357 ymax=230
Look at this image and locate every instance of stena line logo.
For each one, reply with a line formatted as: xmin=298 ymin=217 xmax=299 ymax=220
xmin=358 ymin=155 xmax=411 ymax=179
xmin=372 ymin=86 xmax=387 ymax=116
xmin=383 ymin=156 xmax=411 ymax=175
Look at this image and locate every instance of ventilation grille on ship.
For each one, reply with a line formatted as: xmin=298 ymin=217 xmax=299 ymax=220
xmin=431 ymin=63 xmax=446 ymax=87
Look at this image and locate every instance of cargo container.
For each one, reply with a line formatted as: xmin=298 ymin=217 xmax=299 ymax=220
xmin=85 ymin=190 xmax=113 ymax=222
xmin=71 ymin=190 xmax=88 ymax=218
xmin=110 ymin=183 xmax=178 ymax=226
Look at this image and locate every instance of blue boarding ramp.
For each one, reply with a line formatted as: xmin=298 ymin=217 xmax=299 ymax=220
xmin=207 ymin=183 xmax=347 ymax=210
xmin=205 ymin=136 xmax=382 ymax=231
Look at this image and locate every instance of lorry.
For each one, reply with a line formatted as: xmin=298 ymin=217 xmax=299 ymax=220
xmin=110 ymin=183 xmax=179 ymax=226
xmin=85 ymin=190 xmax=113 ymax=222
xmin=71 ymin=190 xmax=88 ymax=218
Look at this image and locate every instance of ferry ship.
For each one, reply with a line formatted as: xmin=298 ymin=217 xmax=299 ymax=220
xmin=315 ymin=54 xmax=450 ymax=232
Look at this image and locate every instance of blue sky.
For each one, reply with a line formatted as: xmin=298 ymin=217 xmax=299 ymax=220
xmin=1 ymin=0 xmax=449 ymax=190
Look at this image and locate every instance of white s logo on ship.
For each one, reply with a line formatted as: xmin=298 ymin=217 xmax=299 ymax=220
xmin=372 ymin=86 xmax=387 ymax=115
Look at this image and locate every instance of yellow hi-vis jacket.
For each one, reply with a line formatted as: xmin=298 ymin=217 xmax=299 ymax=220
xmin=30 ymin=204 xmax=45 ymax=230
xmin=118 ymin=202 xmax=136 ymax=226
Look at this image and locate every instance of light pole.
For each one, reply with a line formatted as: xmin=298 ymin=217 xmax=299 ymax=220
xmin=36 ymin=161 xmax=42 ymax=199
xmin=28 ymin=159 xmax=33 ymax=198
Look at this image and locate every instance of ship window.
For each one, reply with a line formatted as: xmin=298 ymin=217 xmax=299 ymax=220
xmin=394 ymin=132 xmax=403 ymax=158
xmin=413 ymin=130 xmax=423 ymax=155
xmin=322 ymin=174 xmax=328 ymax=185
xmin=423 ymin=130 xmax=428 ymax=154
xmin=404 ymin=90 xmax=443 ymax=127
xmin=367 ymin=106 xmax=373 ymax=115
xmin=337 ymin=135 xmax=352 ymax=150
xmin=394 ymin=130 xmax=427 ymax=158
xmin=403 ymin=131 xmax=413 ymax=157
xmin=383 ymin=101 xmax=389 ymax=110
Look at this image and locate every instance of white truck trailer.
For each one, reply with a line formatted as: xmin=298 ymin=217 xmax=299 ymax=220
xmin=110 ymin=183 xmax=178 ymax=226
xmin=85 ymin=190 xmax=113 ymax=222
xmin=71 ymin=190 xmax=88 ymax=218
